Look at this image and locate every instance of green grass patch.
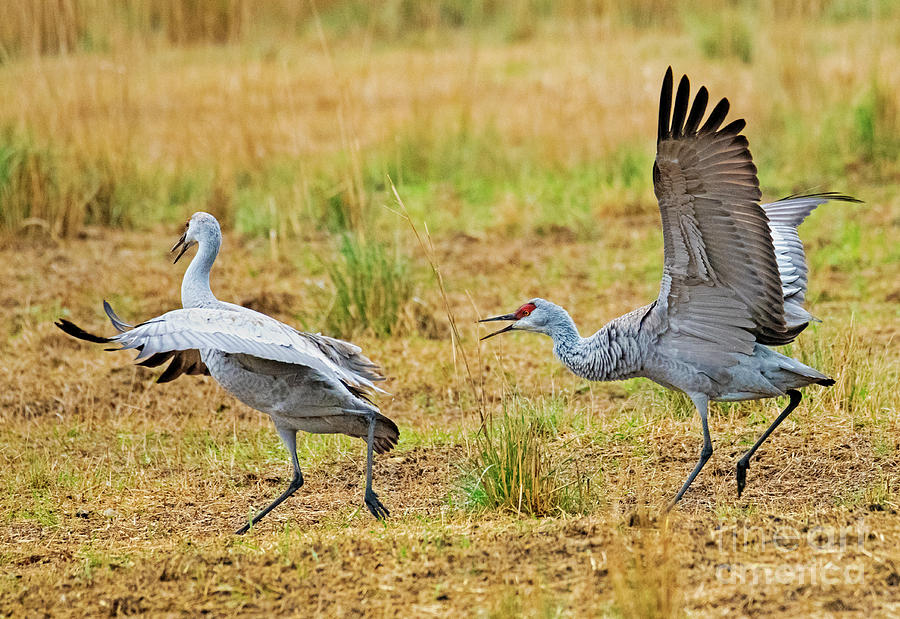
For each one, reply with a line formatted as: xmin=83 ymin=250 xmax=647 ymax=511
xmin=464 ymin=395 xmax=596 ymax=516
xmin=324 ymin=233 xmax=415 ymax=338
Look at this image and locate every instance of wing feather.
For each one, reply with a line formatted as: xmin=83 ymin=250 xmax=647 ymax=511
xmin=649 ymin=72 xmax=860 ymax=368
xmin=652 ymin=68 xmax=790 ymax=370
xmin=670 ymin=75 xmax=690 ymax=137
xmin=684 ymin=86 xmax=708 ymax=134
xmin=55 ymin=314 xmax=213 ymax=383
xmin=112 ymin=307 xmax=385 ymax=394
xmin=136 ymin=351 xmax=175 ymax=368
xmin=155 ymin=353 xmax=185 ymax=383
xmin=699 ymin=97 xmax=729 ymax=133
xmin=760 ymin=192 xmax=862 ymax=328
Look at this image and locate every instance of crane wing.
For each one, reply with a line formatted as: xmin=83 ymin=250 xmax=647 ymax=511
xmin=218 ymin=300 xmax=385 ymax=386
xmin=55 ymin=308 xmax=211 ymax=384
xmin=761 ymin=192 xmax=861 ymax=329
xmin=121 ymin=307 xmax=386 ymax=393
xmin=651 ymin=68 xmax=799 ymax=371
xmin=58 ymin=304 xmax=386 ymax=394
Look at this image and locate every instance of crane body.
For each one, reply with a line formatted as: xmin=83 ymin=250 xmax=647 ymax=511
xmin=481 ymin=68 xmax=859 ymax=506
xmin=58 ymin=212 xmax=397 ymax=532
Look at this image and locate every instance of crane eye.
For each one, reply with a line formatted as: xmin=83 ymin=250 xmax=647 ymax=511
xmin=522 ymin=310 xmax=530 ymax=316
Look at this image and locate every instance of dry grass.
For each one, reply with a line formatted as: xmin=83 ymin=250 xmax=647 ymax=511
xmin=1 ymin=2 xmax=897 ymax=236
xmin=2 ymin=2 xmax=900 ymax=617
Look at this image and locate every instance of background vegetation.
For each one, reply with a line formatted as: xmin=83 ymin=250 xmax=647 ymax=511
xmin=1 ymin=1 xmax=897 ymax=616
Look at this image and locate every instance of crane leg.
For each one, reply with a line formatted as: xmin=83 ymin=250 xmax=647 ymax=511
xmin=236 ymin=427 xmax=304 ymax=535
xmin=666 ymin=393 xmax=713 ymax=511
xmin=363 ymin=411 xmax=389 ymax=520
xmin=736 ymin=389 xmax=802 ymax=497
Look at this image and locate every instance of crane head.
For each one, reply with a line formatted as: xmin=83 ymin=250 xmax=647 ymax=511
xmin=171 ymin=212 xmax=221 ymax=263
xmin=479 ymin=300 xmax=541 ymax=340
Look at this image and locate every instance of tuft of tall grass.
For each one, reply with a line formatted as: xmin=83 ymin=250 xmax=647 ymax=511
xmin=466 ymin=396 xmax=594 ymax=516
xmin=323 ymin=233 xmax=414 ymax=338
xmin=468 ymin=399 xmax=555 ymax=516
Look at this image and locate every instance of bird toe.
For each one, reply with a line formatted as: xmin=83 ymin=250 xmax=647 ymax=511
xmin=364 ymin=492 xmax=390 ymax=520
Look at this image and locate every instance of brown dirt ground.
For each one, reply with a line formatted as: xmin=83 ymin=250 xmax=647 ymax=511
xmin=1 ymin=228 xmax=898 ymax=617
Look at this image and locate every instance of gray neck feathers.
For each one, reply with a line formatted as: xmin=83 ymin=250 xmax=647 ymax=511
xmin=550 ymin=310 xmax=644 ymax=382
xmin=181 ymin=234 xmax=220 ymax=308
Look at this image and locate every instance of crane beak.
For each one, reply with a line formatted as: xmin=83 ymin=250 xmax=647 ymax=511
xmin=170 ymin=232 xmax=192 ymax=264
xmin=478 ymin=313 xmax=517 ymax=340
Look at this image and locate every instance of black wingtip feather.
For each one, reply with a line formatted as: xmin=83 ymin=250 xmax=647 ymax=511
xmin=671 ymin=75 xmax=690 ymax=138
xmin=684 ymin=86 xmax=708 ymax=135
xmin=658 ymin=67 xmax=673 ymax=143
xmin=156 ymin=354 xmax=185 ymax=383
xmin=137 ymin=351 xmax=175 ymax=368
xmin=55 ymin=319 xmax=112 ymax=344
xmin=700 ymin=97 xmax=730 ymax=133
xmin=720 ymin=118 xmax=746 ymax=135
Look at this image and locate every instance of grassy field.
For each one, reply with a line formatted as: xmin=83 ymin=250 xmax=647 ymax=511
xmin=2 ymin=1 xmax=899 ymax=616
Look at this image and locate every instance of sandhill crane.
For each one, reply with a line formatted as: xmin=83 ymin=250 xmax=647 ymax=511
xmin=480 ymin=68 xmax=860 ymax=508
xmin=56 ymin=212 xmax=398 ymax=532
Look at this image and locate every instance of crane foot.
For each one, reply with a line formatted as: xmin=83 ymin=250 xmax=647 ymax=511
xmin=364 ymin=490 xmax=390 ymax=520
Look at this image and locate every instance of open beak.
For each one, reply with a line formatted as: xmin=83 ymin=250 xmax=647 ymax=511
xmin=170 ymin=232 xmax=191 ymax=264
xmin=478 ymin=313 xmax=518 ymax=340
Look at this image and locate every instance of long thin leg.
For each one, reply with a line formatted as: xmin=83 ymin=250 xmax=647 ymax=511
xmin=736 ymin=389 xmax=802 ymax=497
xmin=363 ymin=412 xmax=389 ymax=520
xmin=666 ymin=393 xmax=713 ymax=511
xmin=236 ymin=427 xmax=304 ymax=535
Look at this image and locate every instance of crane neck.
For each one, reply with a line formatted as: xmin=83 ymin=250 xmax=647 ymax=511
xmin=545 ymin=311 xmax=581 ymax=351
xmin=551 ymin=312 xmax=645 ymax=382
xmin=181 ymin=235 xmax=219 ymax=308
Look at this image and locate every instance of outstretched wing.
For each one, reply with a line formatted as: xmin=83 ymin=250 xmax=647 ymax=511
xmin=652 ymin=68 xmax=798 ymax=372
xmin=56 ymin=302 xmax=211 ymax=384
xmin=58 ymin=302 xmax=387 ymax=395
xmin=761 ymin=192 xmax=861 ymax=329
xmin=98 ymin=306 xmax=385 ymax=394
